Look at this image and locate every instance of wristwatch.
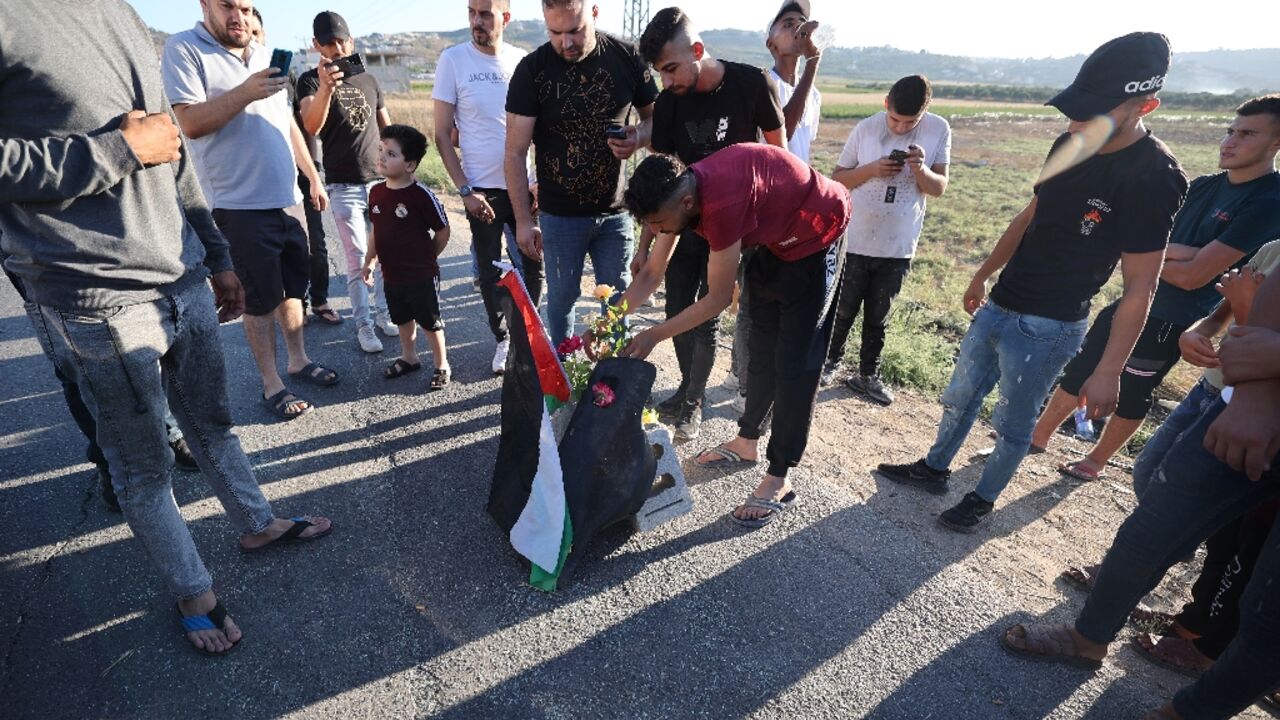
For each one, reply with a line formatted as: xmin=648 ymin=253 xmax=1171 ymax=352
xmin=457 ymin=185 xmax=474 ymax=197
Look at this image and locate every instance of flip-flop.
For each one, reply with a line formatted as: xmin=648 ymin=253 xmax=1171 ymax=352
xmin=694 ymin=445 xmax=758 ymax=470
xmin=730 ymin=490 xmax=797 ymax=529
xmin=262 ymin=388 xmax=312 ymax=420
xmin=385 ymin=358 xmax=422 ymax=379
xmin=240 ymin=517 xmax=332 ymax=554
xmin=1000 ymin=623 xmax=1103 ymax=671
xmin=1059 ymin=460 xmax=1103 ymax=481
xmin=310 ymin=307 xmax=343 ymax=325
xmin=176 ymin=600 xmax=239 ymax=656
xmin=289 ymin=361 xmax=339 ymax=387
xmin=1060 ymin=564 xmax=1099 ymax=592
xmin=1130 ymin=633 xmax=1211 ymax=678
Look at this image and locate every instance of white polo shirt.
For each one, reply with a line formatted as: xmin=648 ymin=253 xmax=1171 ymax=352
xmin=162 ymin=23 xmax=301 ymax=210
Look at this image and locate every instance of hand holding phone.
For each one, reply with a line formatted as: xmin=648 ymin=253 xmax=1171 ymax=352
xmin=605 ymin=124 xmax=629 ymax=140
xmin=888 ymin=149 xmax=910 ymax=165
xmin=329 ymin=53 xmax=366 ymax=79
xmin=269 ymin=49 xmax=293 ymax=78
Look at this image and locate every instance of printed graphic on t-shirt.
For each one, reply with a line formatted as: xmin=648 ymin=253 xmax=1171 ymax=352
xmin=535 ymin=66 xmax=622 ymax=206
xmin=684 ymin=117 xmax=730 ymax=145
xmin=1079 ymin=198 xmax=1112 ymax=236
xmin=334 ymin=85 xmax=372 ymax=132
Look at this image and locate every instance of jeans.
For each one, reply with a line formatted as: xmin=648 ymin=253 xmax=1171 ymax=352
xmin=28 ymin=281 xmax=275 ymax=599
xmin=665 ymin=230 xmax=717 ymax=406
xmin=540 ymin=210 xmax=635 ymax=342
xmin=925 ymin=302 xmax=1086 ymax=503
xmin=327 ymin=182 xmax=388 ymax=330
xmin=1132 ymin=377 xmax=1220 ymax=498
xmin=738 ymin=242 xmax=844 ymax=478
xmin=54 ymin=364 xmax=183 ymax=474
xmin=470 ymin=188 xmax=543 ymax=342
xmin=827 ymin=253 xmax=911 ymax=376
xmin=299 ymin=172 xmax=329 ymax=309
xmin=1072 ymin=399 xmax=1280 ymax=719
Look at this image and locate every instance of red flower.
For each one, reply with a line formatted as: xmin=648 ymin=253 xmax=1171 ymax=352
xmin=591 ymin=381 xmax=615 ymax=408
xmin=557 ymin=335 xmax=584 ymax=358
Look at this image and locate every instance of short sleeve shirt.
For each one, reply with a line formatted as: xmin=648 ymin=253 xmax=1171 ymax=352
xmin=691 ymin=144 xmax=850 ymax=261
xmin=1148 ymin=171 xmax=1280 ymax=326
xmin=368 ymin=181 xmax=449 ymax=285
xmin=839 ymin=111 xmax=952 ymax=259
xmin=650 ymin=60 xmax=783 ymax=165
xmin=297 ymin=68 xmax=385 ymax=184
xmin=769 ymin=67 xmax=821 ymax=163
xmin=505 ymin=33 xmax=659 ymax=216
xmin=432 ymin=42 xmax=527 ymax=189
xmin=162 ymin=23 xmax=301 ymax=210
xmin=990 ymin=132 xmax=1188 ymax=322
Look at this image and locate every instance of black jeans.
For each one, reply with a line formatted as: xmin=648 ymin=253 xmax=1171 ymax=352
xmin=664 ymin=230 xmax=717 ymax=406
xmin=298 ymin=172 xmax=329 ymax=309
xmin=738 ymin=242 xmax=844 ymax=478
xmin=1073 ymin=399 xmax=1280 ymax=719
xmin=472 ymin=188 xmax=544 ymax=341
xmin=827 ymin=252 xmax=911 ymax=376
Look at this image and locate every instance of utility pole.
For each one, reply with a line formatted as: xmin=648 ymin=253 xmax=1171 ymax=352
xmin=621 ymin=0 xmax=650 ymax=43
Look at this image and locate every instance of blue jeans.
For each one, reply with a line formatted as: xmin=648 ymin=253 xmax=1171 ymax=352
xmin=28 ymin=281 xmax=275 ymax=599
xmin=1132 ymin=377 xmax=1220 ymax=498
xmin=925 ymin=302 xmax=1086 ymax=503
xmin=1073 ymin=398 xmax=1280 ymax=719
xmin=540 ymin=211 xmax=635 ymax=342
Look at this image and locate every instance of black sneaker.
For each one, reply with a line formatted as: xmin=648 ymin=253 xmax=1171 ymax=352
xmin=876 ymin=458 xmax=951 ymax=495
xmin=99 ymin=469 xmax=121 ymax=513
xmin=819 ymin=359 xmax=841 ymax=386
xmin=655 ymin=390 xmax=687 ymax=423
xmin=938 ymin=492 xmax=994 ymax=533
xmin=848 ymin=373 xmax=894 ymax=406
xmin=170 ymin=437 xmax=199 ymax=472
xmin=674 ymin=401 xmax=702 ymax=442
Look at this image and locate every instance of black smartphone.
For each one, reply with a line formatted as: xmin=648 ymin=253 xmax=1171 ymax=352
xmin=605 ymin=124 xmax=628 ymax=140
xmin=888 ymin=149 xmax=909 ymax=164
xmin=269 ymin=49 xmax=293 ymax=78
xmin=329 ymin=53 xmax=366 ymax=78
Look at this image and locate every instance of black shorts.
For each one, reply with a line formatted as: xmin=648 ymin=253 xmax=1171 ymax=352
xmin=1059 ymin=300 xmax=1188 ymax=419
xmin=213 ymin=205 xmax=310 ymax=316
xmin=385 ymin=278 xmax=444 ymax=331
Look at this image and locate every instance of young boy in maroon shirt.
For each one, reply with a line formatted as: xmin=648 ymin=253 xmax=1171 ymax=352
xmin=362 ymin=125 xmax=453 ymax=390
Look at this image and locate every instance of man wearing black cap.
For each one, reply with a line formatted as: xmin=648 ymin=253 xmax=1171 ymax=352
xmin=299 ymin=11 xmax=396 ymax=355
xmin=877 ymin=32 xmax=1188 ymax=533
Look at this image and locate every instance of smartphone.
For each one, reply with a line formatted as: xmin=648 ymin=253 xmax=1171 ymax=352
xmin=268 ymin=49 xmax=293 ymax=78
xmin=888 ymin=149 xmax=909 ymax=165
xmin=605 ymin=124 xmax=628 ymax=140
xmin=329 ymin=53 xmax=366 ymax=78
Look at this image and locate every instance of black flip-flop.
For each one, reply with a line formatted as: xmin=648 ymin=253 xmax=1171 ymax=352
xmin=385 ymin=358 xmax=422 ymax=379
xmin=262 ymin=388 xmax=312 ymax=420
xmin=176 ymin=600 xmax=239 ymax=656
xmin=310 ymin=307 xmax=343 ymax=325
xmin=240 ymin=517 xmax=332 ymax=554
xmin=729 ymin=490 xmax=797 ymax=529
xmin=289 ymin=362 xmax=339 ymax=387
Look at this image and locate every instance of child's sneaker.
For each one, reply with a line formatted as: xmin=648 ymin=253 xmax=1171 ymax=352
xmin=374 ymin=313 xmax=399 ymax=337
xmin=357 ymin=325 xmax=384 ymax=353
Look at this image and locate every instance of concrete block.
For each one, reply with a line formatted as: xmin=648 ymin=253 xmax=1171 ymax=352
xmin=631 ymin=425 xmax=694 ymax=532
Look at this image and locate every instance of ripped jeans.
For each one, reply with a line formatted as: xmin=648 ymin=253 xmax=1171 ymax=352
xmin=925 ymin=301 xmax=1086 ymax=503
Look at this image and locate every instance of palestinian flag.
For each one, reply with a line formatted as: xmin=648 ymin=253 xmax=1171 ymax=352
xmin=488 ymin=268 xmax=573 ymax=591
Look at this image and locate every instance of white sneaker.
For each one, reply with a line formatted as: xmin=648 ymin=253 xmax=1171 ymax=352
xmin=723 ymin=372 xmax=739 ymax=391
xmin=357 ymin=325 xmax=383 ymax=353
xmin=492 ymin=338 xmax=510 ymax=375
xmin=374 ymin=314 xmax=399 ymax=337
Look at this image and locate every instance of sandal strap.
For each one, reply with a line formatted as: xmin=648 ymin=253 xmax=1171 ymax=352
xmin=743 ymin=494 xmax=787 ymax=512
xmin=279 ymin=518 xmax=314 ymax=542
xmin=179 ymin=600 xmax=228 ymax=632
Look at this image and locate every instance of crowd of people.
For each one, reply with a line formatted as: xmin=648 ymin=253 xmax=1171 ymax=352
xmin=2 ymin=0 xmax=1280 ymax=716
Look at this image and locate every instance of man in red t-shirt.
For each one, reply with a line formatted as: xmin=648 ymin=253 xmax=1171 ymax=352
xmin=617 ymin=143 xmax=850 ymax=527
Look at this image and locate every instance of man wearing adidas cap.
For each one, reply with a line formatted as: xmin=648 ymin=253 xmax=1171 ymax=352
xmin=876 ymin=32 xmax=1189 ymax=532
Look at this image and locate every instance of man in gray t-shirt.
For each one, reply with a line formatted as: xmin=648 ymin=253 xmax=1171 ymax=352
xmin=164 ymin=0 xmax=339 ymax=419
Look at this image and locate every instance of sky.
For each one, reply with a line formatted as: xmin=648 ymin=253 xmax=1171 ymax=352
xmin=130 ymin=1 xmax=1276 ymax=59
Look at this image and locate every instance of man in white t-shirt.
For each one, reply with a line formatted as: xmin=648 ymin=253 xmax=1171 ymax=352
xmin=766 ymin=0 xmax=822 ymax=162
xmin=433 ymin=0 xmax=543 ymax=375
xmin=823 ymin=75 xmax=951 ymax=404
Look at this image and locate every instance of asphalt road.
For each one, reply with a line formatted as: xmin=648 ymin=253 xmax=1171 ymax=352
xmin=0 ymin=207 xmax=1262 ymax=719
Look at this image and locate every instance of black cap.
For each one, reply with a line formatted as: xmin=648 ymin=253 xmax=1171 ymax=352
xmin=767 ymin=0 xmax=810 ymax=35
xmin=1046 ymin=32 xmax=1171 ymax=121
xmin=313 ymin=11 xmax=351 ymax=43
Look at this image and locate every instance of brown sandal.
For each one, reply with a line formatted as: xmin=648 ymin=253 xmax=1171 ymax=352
xmin=1131 ymin=632 xmax=1212 ymax=678
xmin=1060 ymin=563 xmax=1100 ymax=592
xmin=1000 ymin=623 xmax=1103 ymax=671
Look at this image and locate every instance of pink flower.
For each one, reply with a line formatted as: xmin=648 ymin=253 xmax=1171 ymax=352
xmin=591 ymin=381 xmax=615 ymax=408
xmin=557 ymin=335 xmax=584 ymax=358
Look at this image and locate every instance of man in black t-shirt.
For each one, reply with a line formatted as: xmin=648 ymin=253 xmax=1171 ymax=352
xmin=298 ymin=11 xmax=394 ymax=354
xmin=632 ymin=6 xmax=785 ymax=440
xmin=1031 ymin=96 xmax=1280 ymax=482
xmin=878 ymin=32 xmax=1189 ymax=533
xmin=504 ymin=0 xmax=659 ymax=343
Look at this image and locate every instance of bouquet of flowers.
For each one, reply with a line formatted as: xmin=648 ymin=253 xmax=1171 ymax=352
xmin=556 ymin=284 xmax=631 ymax=406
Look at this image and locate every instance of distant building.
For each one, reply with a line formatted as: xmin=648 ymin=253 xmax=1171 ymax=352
xmin=297 ymin=46 xmax=412 ymax=94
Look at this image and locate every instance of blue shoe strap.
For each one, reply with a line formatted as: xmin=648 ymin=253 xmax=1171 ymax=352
xmin=181 ymin=614 xmax=216 ymax=632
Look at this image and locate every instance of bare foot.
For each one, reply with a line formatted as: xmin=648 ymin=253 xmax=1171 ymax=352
xmin=695 ymin=436 xmax=758 ymax=465
xmin=178 ymin=590 xmax=241 ymax=654
xmin=239 ymin=515 xmax=332 ymax=551
xmin=1133 ymin=632 xmax=1214 ymax=676
xmin=731 ymin=474 xmax=792 ymax=522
